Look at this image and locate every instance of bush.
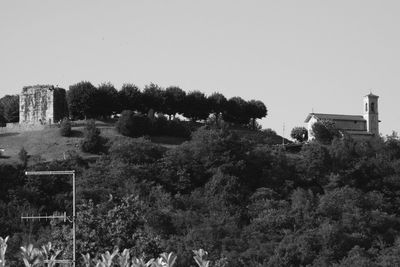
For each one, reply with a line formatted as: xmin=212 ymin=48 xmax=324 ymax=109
xmin=18 ymin=147 xmax=28 ymax=166
xmin=151 ymin=117 xmax=191 ymax=138
xmin=116 ymin=110 xmax=151 ymax=137
xmin=81 ymin=120 xmax=107 ymax=153
xmin=291 ymin=126 xmax=308 ymax=142
xmin=116 ymin=111 xmax=191 ymax=138
xmin=109 ymin=137 xmax=166 ymax=164
xmin=59 ymin=118 xmax=72 ymax=137
xmin=164 ymin=119 xmax=191 ymax=138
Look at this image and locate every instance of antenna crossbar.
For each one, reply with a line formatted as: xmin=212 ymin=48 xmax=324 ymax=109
xmin=21 ymin=212 xmax=68 ymax=222
xmin=25 ymin=171 xmax=75 ymax=175
xmin=22 ymin=170 xmax=76 ymax=267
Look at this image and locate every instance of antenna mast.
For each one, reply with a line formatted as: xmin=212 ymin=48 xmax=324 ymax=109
xmin=22 ymin=170 xmax=76 ymax=267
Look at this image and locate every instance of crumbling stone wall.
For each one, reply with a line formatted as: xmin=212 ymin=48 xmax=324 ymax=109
xmin=19 ymin=85 xmax=68 ymax=125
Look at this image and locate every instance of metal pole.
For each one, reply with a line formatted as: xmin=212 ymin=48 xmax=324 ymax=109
xmin=24 ymin=170 xmax=76 ymax=266
xmin=72 ymin=171 xmax=76 ymax=267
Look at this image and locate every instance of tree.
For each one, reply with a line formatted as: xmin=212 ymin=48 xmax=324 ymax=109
xmin=67 ymin=81 xmax=97 ymax=119
xmin=384 ymin=131 xmax=400 ymax=160
xmin=312 ymin=119 xmax=341 ymax=144
xmin=291 ymin=127 xmax=308 ymax=142
xmin=95 ymin=82 xmax=118 ymax=118
xmin=0 ymin=95 xmax=19 ymax=123
xmin=0 ymin=104 xmax=4 ymax=126
xmin=208 ymin=93 xmax=227 ymax=126
xmin=118 ymin=84 xmax=142 ymax=113
xmin=298 ymin=142 xmax=331 ymax=184
xmin=163 ymin=86 xmax=186 ymax=120
xmin=141 ymin=83 xmax=165 ymax=116
xmin=81 ymin=120 xmax=106 ymax=153
xmin=222 ymin=97 xmax=250 ymax=125
xmin=182 ymin=91 xmax=210 ymax=122
xmin=246 ymin=100 xmax=267 ymax=130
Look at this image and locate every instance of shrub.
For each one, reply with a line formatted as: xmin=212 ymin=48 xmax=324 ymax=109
xmin=116 ymin=111 xmax=191 ymax=138
xmin=81 ymin=120 xmax=107 ymax=153
xmin=164 ymin=119 xmax=191 ymax=138
xmin=116 ymin=110 xmax=151 ymax=137
xmin=109 ymin=138 xmax=166 ymax=164
xmin=59 ymin=118 xmax=72 ymax=137
xmin=151 ymin=117 xmax=191 ymax=138
xmin=291 ymin=126 xmax=308 ymax=143
xmin=18 ymin=147 xmax=28 ymax=166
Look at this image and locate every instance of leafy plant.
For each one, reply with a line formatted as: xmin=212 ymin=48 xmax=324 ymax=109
xmin=82 ymin=253 xmax=93 ymax=267
xmin=158 ymin=252 xmax=177 ymax=267
xmin=20 ymin=244 xmax=43 ymax=267
xmin=193 ymin=249 xmax=210 ymax=267
xmin=118 ymin=249 xmax=131 ymax=267
xmin=0 ymin=236 xmax=8 ymax=267
xmin=98 ymin=249 xmax=119 ymax=267
xmin=131 ymin=257 xmax=154 ymax=267
xmin=41 ymin=242 xmax=61 ymax=267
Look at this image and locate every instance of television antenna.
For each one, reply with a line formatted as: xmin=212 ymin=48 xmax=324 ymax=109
xmin=21 ymin=171 xmax=76 ymax=267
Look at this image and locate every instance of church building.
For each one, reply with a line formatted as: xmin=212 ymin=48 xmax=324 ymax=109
xmin=304 ymin=93 xmax=380 ymax=140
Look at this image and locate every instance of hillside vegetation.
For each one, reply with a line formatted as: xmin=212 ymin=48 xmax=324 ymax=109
xmin=0 ymin=121 xmax=118 ymax=164
xmin=1 ymin=126 xmax=400 ymax=266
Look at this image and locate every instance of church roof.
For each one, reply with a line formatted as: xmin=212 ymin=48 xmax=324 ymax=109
xmin=304 ymin=113 xmax=365 ymax=123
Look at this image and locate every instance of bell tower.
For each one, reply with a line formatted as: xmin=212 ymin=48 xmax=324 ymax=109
xmin=363 ymin=93 xmax=379 ymax=135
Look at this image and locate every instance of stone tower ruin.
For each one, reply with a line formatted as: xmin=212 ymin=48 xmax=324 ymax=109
xmin=19 ymin=85 xmax=68 ymax=125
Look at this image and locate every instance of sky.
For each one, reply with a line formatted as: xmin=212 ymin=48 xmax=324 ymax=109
xmin=1 ymin=0 xmax=399 ymax=137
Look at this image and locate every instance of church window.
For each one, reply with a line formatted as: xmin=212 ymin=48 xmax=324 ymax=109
xmin=365 ymin=103 xmax=368 ymax=112
xmin=371 ymin=103 xmax=375 ymax=112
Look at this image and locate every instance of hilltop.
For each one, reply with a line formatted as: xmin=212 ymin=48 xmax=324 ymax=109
xmin=0 ymin=121 xmax=189 ymax=164
xmin=0 ymin=121 xmax=288 ymax=165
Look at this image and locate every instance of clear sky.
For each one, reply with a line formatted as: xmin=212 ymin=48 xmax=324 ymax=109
xmin=1 ymin=0 xmax=399 ymax=137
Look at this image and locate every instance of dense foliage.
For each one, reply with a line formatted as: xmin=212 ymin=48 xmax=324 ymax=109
xmin=0 ymin=95 xmax=19 ymax=124
xmin=116 ymin=111 xmax=151 ymax=138
xmin=116 ymin=111 xmax=191 ymax=138
xmin=67 ymin=81 xmax=98 ymax=120
xmin=65 ymin=81 xmax=267 ymax=128
xmin=2 ymin=128 xmax=400 ymax=266
xmin=291 ymin=126 xmax=308 ymax=142
xmin=312 ymin=119 xmax=341 ymax=144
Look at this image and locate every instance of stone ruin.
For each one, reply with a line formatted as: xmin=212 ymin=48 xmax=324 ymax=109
xmin=19 ymin=85 xmax=68 ymax=125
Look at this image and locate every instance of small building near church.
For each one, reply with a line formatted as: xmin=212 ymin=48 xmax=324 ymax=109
xmin=305 ymin=93 xmax=380 ymax=141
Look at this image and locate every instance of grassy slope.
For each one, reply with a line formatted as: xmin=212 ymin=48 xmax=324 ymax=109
xmin=0 ymin=127 xmax=96 ymax=164
xmin=0 ymin=122 xmax=189 ymax=164
xmin=0 ymin=121 xmax=288 ymax=165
